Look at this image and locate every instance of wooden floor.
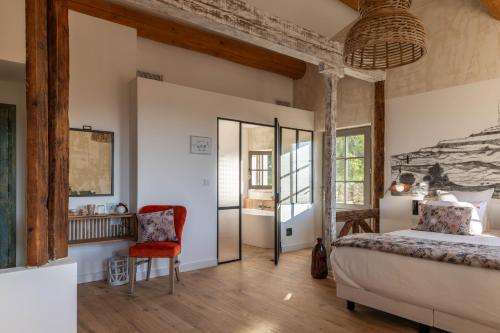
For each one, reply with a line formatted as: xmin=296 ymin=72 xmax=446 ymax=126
xmin=78 ymin=248 xmax=433 ymax=333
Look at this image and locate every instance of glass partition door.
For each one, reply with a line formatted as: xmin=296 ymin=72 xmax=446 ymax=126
xmin=217 ymin=119 xmax=241 ymax=263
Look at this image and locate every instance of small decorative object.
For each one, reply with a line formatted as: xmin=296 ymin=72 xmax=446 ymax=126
xmin=190 ymin=136 xmax=212 ymax=155
xmin=311 ymin=238 xmax=328 ymax=279
xmin=68 ymin=209 xmax=78 ymax=216
xmin=106 ymin=203 xmax=117 ymax=214
xmin=96 ymin=204 xmax=106 ymax=215
xmin=106 ymin=256 xmax=129 ymax=286
xmin=115 ymin=202 xmax=129 ymax=214
xmin=344 ymin=0 xmax=426 ymax=70
xmin=86 ymin=204 xmax=96 ymax=215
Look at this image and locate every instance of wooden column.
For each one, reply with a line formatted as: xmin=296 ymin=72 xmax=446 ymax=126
xmin=372 ymin=81 xmax=385 ymax=222
xmin=26 ymin=0 xmax=50 ymax=266
xmin=320 ymin=70 xmax=341 ymax=269
xmin=48 ymin=0 xmax=70 ymax=259
xmin=26 ymin=0 xmax=70 ymax=265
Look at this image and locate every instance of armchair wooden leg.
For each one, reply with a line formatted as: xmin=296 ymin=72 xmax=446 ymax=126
xmin=128 ymin=257 xmax=136 ymax=295
xmin=175 ymin=257 xmax=180 ymax=282
xmin=146 ymin=258 xmax=152 ymax=281
xmin=169 ymin=257 xmax=175 ymax=294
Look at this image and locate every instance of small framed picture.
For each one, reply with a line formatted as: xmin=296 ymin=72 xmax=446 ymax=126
xmin=190 ymin=136 xmax=212 ymax=155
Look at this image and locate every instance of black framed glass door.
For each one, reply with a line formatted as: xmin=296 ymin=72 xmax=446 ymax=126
xmin=274 ymin=118 xmax=281 ymax=265
xmin=217 ymin=119 xmax=242 ymax=263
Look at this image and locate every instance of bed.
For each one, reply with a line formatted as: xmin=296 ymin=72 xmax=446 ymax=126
xmin=331 ymin=229 xmax=500 ymax=333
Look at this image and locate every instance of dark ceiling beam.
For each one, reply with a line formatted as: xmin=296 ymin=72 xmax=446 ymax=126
xmin=339 ymin=0 xmax=358 ymax=11
xmin=68 ymin=0 xmax=307 ymax=79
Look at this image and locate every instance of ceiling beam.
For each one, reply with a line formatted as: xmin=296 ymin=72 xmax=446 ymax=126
xmin=339 ymin=0 xmax=358 ymax=11
xmin=114 ymin=0 xmax=343 ymax=67
xmin=68 ymin=0 xmax=307 ymax=79
xmin=481 ymin=0 xmax=500 ymax=20
xmin=114 ymin=0 xmax=384 ymax=82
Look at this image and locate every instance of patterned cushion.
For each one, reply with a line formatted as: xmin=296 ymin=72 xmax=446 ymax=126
xmin=137 ymin=209 xmax=178 ymax=242
xmin=414 ymin=203 xmax=472 ymax=235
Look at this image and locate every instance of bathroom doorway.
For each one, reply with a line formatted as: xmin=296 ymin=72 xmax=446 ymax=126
xmin=217 ymin=118 xmax=314 ymax=265
xmin=217 ymin=118 xmax=278 ymax=264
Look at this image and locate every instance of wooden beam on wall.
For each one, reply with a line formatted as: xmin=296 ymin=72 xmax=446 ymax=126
xmin=372 ymin=81 xmax=385 ymax=218
xmin=481 ymin=0 xmax=500 ymax=20
xmin=26 ymin=0 xmax=50 ymax=266
xmin=67 ymin=0 xmax=307 ymax=79
xmin=339 ymin=0 xmax=359 ymax=11
xmin=48 ymin=0 xmax=70 ymax=259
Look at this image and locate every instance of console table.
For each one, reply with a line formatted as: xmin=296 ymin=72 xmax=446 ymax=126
xmin=68 ymin=213 xmax=137 ymax=245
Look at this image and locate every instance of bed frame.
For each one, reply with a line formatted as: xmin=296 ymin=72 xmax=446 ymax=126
xmin=337 ymin=283 xmax=498 ymax=333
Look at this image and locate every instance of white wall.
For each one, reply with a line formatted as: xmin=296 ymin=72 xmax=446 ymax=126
xmin=137 ymin=38 xmax=293 ymax=105
xmin=67 ymin=11 xmax=137 ymax=283
xmin=381 ymin=78 xmax=500 ymax=232
xmin=0 ymin=259 xmax=77 ymax=333
xmin=0 ymin=0 xmax=25 ymax=64
xmin=134 ymin=78 xmax=320 ymax=274
xmin=0 ymin=80 xmax=26 ymax=266
xmin=244 ymin=0 xmax=357 ymax=38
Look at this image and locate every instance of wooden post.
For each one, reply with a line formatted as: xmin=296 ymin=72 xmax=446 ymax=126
xmin=373 ymin=81 xmax=385 ymax=220
xmin=26 ymin=0 xmax=70 ymax=265
xmin=320 ymin=68 xmax=341 ymax=271
xmin=26 ymin=0 xmax=50 ymax=266
xmin=48 ymin=0 xmax=70 ymax=259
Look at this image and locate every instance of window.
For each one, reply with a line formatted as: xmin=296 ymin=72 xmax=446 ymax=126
xmin=249 ymin=151 xmax=272 ymax=189
xmin=280 ymin=128 xmax=313 ymax=222
xmin=336 ymin=126 xmax=371 ymax=208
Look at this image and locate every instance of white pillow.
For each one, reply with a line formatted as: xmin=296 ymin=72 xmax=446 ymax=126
xmin=437 ymin=189 xmax=494 ymax=204
xmin=423 ymin=200 xmax=484 ymax=235
xmin=437 ymin=189 xmax=494 ymax=232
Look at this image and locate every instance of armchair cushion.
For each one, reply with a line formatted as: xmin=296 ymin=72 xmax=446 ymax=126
xmin=129 ymin=242 xmax=181 ymax=258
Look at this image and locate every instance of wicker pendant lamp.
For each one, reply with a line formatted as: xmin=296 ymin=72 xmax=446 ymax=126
xmin=344 ymin=0 xmax=426 ymax=70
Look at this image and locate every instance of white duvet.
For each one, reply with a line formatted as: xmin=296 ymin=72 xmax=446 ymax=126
xmin=331 ymin=230 xmax=500 ymax=329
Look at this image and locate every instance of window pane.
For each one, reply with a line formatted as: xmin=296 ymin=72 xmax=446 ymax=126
xmin=336 ymin=159 xmax=345 ymax=181
xmin=297 ymin=165 xmax=311 ymax=204
xmin=297 ymin=131 xmax=312 ymax=204
xmin=218 ymin=120 xmax=240 ymax=206
xmin=346 ymin=182 xmax=364 ymax=205
xmin=281 ymin=129 xmax=296 ymax=203
xmin=336 ymin=136 xmax=345 ymax=158
xmin=347 ymin=158 xmax=364 ymax=181
xmin=297 ymin=131 xmax=311 ymax=169
xmin=251 ymin=171 xmax=259 ymax=186
xmin=347 ymin=135 xmax=364 ymax=157
xmin=336 ymin=182 xmax=345 ymax=204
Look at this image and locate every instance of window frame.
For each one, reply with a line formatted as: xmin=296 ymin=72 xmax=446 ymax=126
xmin=279 ymin=127 xmax=314 ymax=216
xmin=336 ymin=126 xmax=371 ymax=209
xmin=248 ymin=150 xmax=273 ymax=190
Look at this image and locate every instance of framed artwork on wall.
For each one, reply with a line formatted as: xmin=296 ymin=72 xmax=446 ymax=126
xmin=190 ymin=136 xmax=212 ymax=155
xmin=69 ymin=128 xmax=114 ymax=197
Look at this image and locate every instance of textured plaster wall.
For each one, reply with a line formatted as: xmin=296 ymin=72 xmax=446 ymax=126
xmin=293 ymin=64 xmax=374 ymax=131
xmin=387 ymin=0 xmax=500 ymax=98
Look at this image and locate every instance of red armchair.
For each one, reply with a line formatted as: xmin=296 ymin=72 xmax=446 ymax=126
xmin=128 ymin=205 xmax=187 ymax=295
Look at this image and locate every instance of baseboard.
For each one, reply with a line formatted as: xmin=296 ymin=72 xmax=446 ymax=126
xmin=76 ymin=258 xmax=218 ymax=284
xmin=282 ymin=241 xmax=313 ymax=253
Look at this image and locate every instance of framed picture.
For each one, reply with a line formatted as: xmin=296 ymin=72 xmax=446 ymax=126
xmin=69 ymin=128 xmax=114 ymax=197
xmin=190 ymin=136 xmax=212 ymax=155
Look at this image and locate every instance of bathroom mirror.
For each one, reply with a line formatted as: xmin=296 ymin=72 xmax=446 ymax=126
xmin=69 ymin=128 xmax=114 ymax=197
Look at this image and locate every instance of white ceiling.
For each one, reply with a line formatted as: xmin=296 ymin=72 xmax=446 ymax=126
xmin=243 ymin=0 xmax=358 ymax=38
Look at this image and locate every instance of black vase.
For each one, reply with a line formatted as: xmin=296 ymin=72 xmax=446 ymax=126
xmin=311 ymin=238 xmax=328 ymax=279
